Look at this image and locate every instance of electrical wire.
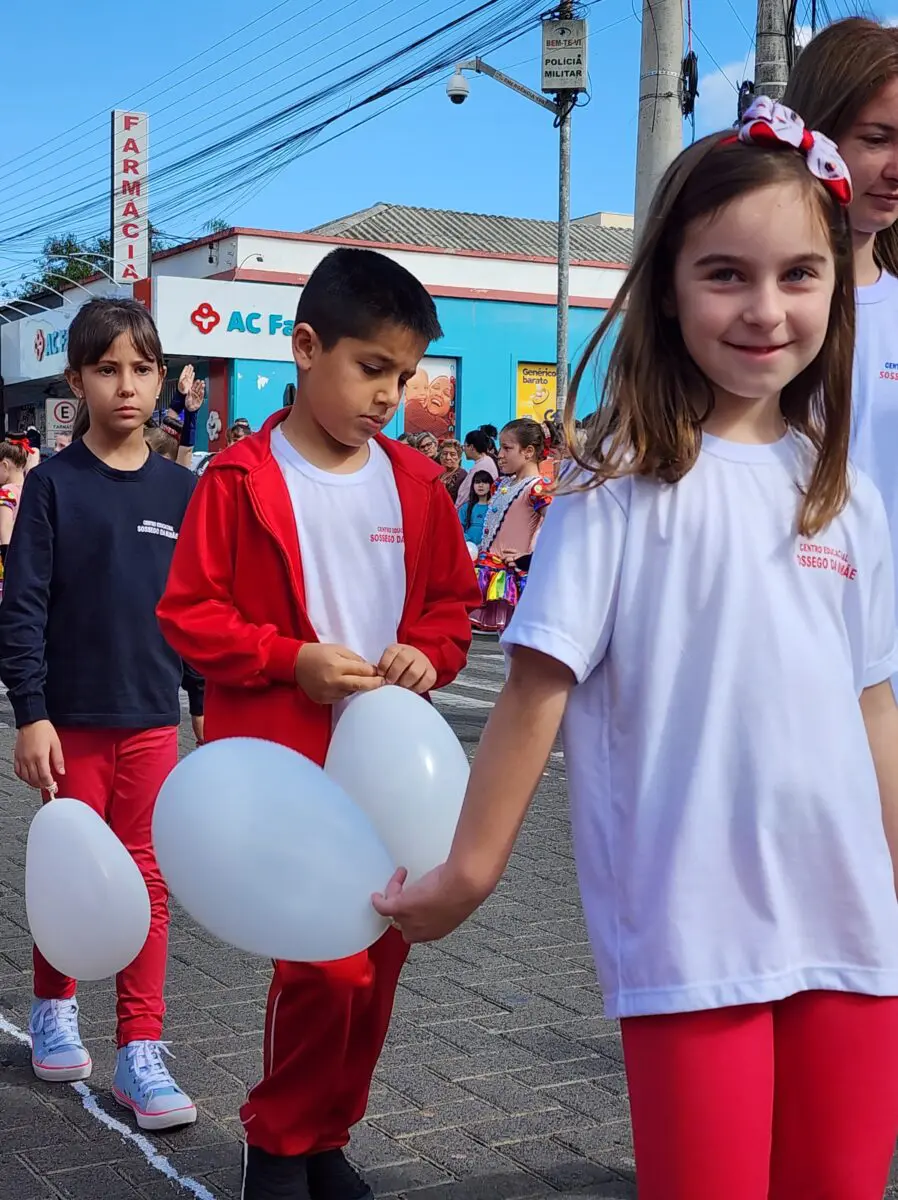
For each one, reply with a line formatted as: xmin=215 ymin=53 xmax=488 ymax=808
xmin=690 ymin=25 xmax=738 ymax=93
xmin=0 ymin=0 xmax=467 ymax=219
xmin=1 ymin=0 xmax=547 ymax=256
xmin=0 ymin=0 xmax=300 ymax=182
xmin=0 ymin=0 xmax=535 ymax=242
xmin=0 ymin=0 xmax=370 ymax=202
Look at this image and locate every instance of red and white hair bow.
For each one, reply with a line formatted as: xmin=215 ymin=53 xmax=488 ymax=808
xmin=736 ymin=95 xmax=853 ymax=206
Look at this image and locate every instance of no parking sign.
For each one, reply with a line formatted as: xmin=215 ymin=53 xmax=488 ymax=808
xmin=45 ymin=397 xmax=77 ymax=446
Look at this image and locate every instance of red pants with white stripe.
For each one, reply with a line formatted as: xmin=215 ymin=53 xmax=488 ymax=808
xmin=622 ymin=990 xmax=898 ymax=1199
xmin=32 ymin=726 xmax=178 ymax=1049
xmin=241 ymin=928 xmax=409 ymax=1156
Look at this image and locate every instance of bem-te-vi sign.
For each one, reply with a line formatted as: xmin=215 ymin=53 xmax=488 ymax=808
xmin=110 ymin=110 xmax=149 ymax=284
xmin=541 ymin=19 xmax=588 ymax=93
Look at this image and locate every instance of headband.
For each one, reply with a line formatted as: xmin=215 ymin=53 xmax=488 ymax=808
xmin=732 ymin=96 xmax=853 ymax=206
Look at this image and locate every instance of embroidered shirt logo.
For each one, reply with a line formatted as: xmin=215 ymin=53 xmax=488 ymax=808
xmin=370 ymin=525 xmax=404 ymax=545
xmin=796 ymin=541 xmax=857 ymax=581
xmin=138 ymin=520 xmax=178 ymax=541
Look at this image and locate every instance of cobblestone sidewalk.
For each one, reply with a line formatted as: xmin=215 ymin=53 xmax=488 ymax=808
xmin=0 ymin=644 xmax=895 ymax=1199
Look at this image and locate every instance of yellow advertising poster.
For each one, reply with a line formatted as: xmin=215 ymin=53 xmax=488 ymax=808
xmin=516 ymin=362 xmax=557 ymax=421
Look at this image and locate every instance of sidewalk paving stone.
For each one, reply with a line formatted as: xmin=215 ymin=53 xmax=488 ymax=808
xmin=1 ymin=642 xmax=896 ymax=1198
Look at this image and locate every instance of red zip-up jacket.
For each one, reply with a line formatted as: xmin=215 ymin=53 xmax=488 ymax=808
xmin=157 ymin=408 xmax=481 ymax=766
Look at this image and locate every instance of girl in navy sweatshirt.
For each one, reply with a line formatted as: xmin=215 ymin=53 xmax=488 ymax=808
xmin=0 ymin=298 xmax=197 ymax=1132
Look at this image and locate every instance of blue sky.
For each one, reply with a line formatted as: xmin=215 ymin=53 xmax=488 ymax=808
xmin=0 ymin=0 xmax=895 ymax=286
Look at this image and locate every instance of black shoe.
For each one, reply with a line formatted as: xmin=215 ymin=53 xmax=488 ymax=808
xmin=241 ymin=1145 xmax=311 ymax=1200
xmin=306 ymin=1149 xmax=373 ymax=1200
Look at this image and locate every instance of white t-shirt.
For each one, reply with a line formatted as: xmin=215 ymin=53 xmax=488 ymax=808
xmin=271 ymin=427 xmax=406 ymax=664
xmin=853 ymin=270 xmax=898 ymax=694
xmin=504 ymin=431 xmax=898 ymax=1019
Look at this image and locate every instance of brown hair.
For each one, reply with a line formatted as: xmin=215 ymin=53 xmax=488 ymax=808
xmin=0 ymin=441 xmax=29 ymax=472
xmin=439 ymin=438 xmax=463 ymax=460
xmin=783 ymin=17 xmax=898 ymax=276
xmin=68 ymin=298 xmax=164 ymax=440
xmin=502 ymin=417 xmax=546 ymax=461
xmin=564 ymin=132 xmax=856 ymax=538
xmin=226 ymin=423 xmax=249 ymax=445
xmin=144 ymin=422 xmax=179 ymax=460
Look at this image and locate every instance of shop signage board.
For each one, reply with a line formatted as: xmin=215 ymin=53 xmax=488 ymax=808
xmin=111 ymin=110 xmax=150 ymax=283
xmin=541 ymin=19 xmax=588 ymax=92
xmin=516 ymin=362 xmax=557 ymax=421
xmin=0 ymin=307 xmax=78 ymax=384
xmin=153 ymin=277 xmax=303 ymax=361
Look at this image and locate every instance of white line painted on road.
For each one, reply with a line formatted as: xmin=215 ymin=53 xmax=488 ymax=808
xmin=0 ymin=1012 xmax=216 ymax=1200
xmin=433 ymin=692 xmax=493 ymax=711
xmin=450 ymin=677 xmax=502 ymax=695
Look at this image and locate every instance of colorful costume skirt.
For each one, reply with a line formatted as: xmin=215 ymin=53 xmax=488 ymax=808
xmin=470 ymin=552 xmax=526 ymax=634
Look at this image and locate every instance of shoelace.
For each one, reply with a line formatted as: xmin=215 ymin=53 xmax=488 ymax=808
xmin=33 ymin=1000 xmax=82 ymax=1054
xmin=126 ymin=1041 xmax=178 ymax=1092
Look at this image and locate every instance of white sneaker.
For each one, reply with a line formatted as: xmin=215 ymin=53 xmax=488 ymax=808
xmin=113 ymin=1041 xmax=197 ymax=1131
xmin=29 ymin=997 xmax=92 ymax=1082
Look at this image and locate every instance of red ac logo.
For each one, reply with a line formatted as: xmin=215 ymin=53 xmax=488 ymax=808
xmin=191 ymin=303 xmax=221 ymax=335
xmin=33 ymin=329 xmax=46 ymax=361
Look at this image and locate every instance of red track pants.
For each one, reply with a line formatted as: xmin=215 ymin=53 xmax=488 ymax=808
xmin=241 ymin=928 xmax=409 ymax=1156
xmin=622 ymin=990 xmax=898 ymax=1200
xmin=32 ymin=726 xmax=178 ymax=1048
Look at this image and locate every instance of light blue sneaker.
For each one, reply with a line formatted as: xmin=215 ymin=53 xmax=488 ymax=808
xmin=30 ymin=997 xmax=92 ymax=1082
xmin=113 ymin=1041 xmax=197 ymax=1131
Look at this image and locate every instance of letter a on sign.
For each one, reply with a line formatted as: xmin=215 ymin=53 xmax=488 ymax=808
xmin=110 ymin=110 xmax=149 ymax=284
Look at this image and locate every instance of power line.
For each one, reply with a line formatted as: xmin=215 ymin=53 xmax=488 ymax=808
xmin=690 ymin=25 xmax=739 ymax=92
xmin=725 ymin=0 xmax=754 ymax=42
xmin=0 ymin=0 xmax=441 ymax=211
xmin=1 ymin=0 xmax=544 ymax=255
xmin=0 ymin=0 xmax=300 ymax=182
xmin=0 ymin=0 xmax=492 ymax=234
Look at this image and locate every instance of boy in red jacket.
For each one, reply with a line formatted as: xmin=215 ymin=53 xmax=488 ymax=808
xmin=157 ymin=248 xmax=480 ymax=1200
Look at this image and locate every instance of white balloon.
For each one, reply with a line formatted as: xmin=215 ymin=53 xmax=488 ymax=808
xmin=466 ymin=541 xmax=479 ymax=562
xmin=326 ymin=687 xmax=469 ymax=883
xmin=26 ymin=799 xmax=151 ymax=981
xmin=152 ymin=738 xmax=394 ymax=962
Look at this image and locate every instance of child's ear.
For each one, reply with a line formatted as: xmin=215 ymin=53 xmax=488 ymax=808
xmin=292 ymin=323 xmax=320 ymax=371
xmin=64 ymin=368 xmax=83 ymax=400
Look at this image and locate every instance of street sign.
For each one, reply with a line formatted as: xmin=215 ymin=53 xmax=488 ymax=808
xmin=111 ymin=110 xmax=150 ymax=283
xmin=541 ymin=18 xmax=588 ymax=93
xmin=46 ymin=397 xmax=77 ymax=447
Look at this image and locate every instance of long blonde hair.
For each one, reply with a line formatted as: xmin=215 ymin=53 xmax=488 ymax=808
xmin=564 ymin=132 xmax=856 ymax=538
xmin=784 ymin=17 xmax=898 ymax=276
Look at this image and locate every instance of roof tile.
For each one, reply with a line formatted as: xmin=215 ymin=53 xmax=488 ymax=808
xmin=309 ymin=203 xmax=633 ymax=265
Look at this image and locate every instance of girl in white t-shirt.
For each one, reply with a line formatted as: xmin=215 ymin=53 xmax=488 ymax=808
xmin=375 ymin=100 xmax=898 ymax=1200
xmin=785 ymin=19 xmax=898 ymax=695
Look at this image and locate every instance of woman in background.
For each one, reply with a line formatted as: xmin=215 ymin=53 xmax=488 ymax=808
xmin=438 ymin=439 xmax=467 ymax=502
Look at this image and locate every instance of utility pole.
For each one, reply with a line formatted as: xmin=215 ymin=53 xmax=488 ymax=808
xmin=634 ymin=0 xmax=685 ymax=237
xmin=555 ymin=0 xmax=574 ymax=415
xmin=449 ymin=8 xmax=586 ymax=418
xmin=754 ymin=0 xmax=789 ymax=99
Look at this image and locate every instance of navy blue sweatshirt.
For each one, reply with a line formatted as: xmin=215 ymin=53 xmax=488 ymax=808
xmin=0 ymin=440 xmax=195 ymax=729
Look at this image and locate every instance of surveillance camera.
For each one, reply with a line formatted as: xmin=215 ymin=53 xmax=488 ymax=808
xmin=446 ymin=71 xmax=469 ymax=105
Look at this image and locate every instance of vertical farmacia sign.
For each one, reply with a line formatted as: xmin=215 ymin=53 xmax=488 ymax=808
xmin=110 ymin=111 xmax=149 ymax=283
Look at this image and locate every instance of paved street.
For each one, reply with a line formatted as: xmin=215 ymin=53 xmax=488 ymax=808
xmin=0 ymin=639 xmax=896 ymax=1200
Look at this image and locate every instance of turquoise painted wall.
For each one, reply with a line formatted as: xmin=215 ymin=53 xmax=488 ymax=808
xmin=228 ymin=295 xmax=613 ymax=435
xmin=230 ymin=360 xmax=297 ymax=432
